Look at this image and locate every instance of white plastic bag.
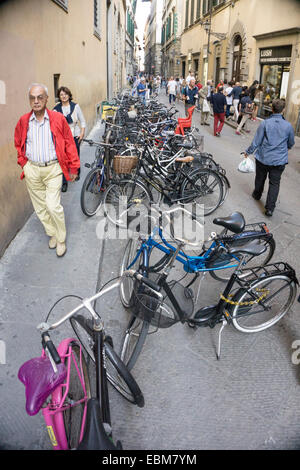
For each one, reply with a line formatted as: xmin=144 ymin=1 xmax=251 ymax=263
xmin=203 ymin=99 xmax=210 ymax=113
xmin=238 ymin=157 xmax=255 ymax=173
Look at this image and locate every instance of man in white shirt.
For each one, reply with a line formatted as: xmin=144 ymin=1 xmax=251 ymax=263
xmin=167 ymin=76 xmax=177 ymax=105
xmin=186 ymin=71 xmax=195 ymax=85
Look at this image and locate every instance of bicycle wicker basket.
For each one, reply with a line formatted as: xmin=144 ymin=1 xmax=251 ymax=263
xmin=113 ymin=155 xmax=138 ymax=174
xmin=130 ymin=277 xmax=194 ymax=329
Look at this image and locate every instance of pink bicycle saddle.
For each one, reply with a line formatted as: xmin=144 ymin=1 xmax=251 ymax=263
xmin=18 ymin=356 xmax=67 ymax=416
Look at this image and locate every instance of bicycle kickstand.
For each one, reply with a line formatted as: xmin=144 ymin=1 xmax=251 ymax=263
xmin=216 ymin=319 xmax=227 ymax=360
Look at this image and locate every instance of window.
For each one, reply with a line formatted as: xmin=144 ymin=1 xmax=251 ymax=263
xmin=94 ymin=0 xmax=101 ymax=39
xmin=202 ymin=0 xmax=208 ymax=15
xmin=185 ymin=0 xmax=189 ymax=28
xmin=190 ymin=0 xmax=194 ymax=24
xmin=196 ymin=0 xmax=201 ymax=19
xmin=52 ymin=0 xmax=68 ymax=12
xmin=53 ymin=74 xmax=60 ymax=102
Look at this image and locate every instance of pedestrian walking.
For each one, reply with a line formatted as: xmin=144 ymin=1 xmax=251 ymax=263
xmin=235 ymin=90 xmax=254 ymax=135
xmin=14 ymin=83 xmax=80 ymax=257
xmin=225 ymin=81 xmax=234 ymax=119
xmin=210 ymin=86 xmax=227 ymax=136
xmin=182 ymin=78 xmax=199 ymax=117
xmin=196 ymin=80 xmax=203 ymax=110
xmin=137 ymin=78 xmax=147 ymax=105
xmin=244 ymin=99 xmax=294 ymax=217
xmin=167 ymin=76 xmax=177 ymax=104
xmin=252 ymin=84 xmax=263 ymax=120
xmin=53 ymin=86 xmax=86 ymax=192
xmin=198 ymin=81 xmax=211 ymax=126
xmin=175 ymin=78 xmax=181 ymax=102
xmin=232 ymin=82 xmax=243 ymax=121
xmin=186 ymin=71 xmax=195 ymax=85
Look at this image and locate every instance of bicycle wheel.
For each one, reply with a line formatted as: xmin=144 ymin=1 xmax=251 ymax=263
xmin=105 ymin=341 xmax=144 ymax=407
xmin=69 ymin=314 xmax=144 ymax=406
xmin=120 ymin=314 xmax=150 ymax=371
xmin=231 ymin=275 xmax=297 ymax=333
xmin=103 ymin=178 xmax=152 ymax=228
xmin=80 ymin=167 xmax=106 ymax=216
xmin=210 ymin=237 xmax=275 ymax=282
xmin=62 ymin=342 xmax=91 ymax=449
xmin=119 ymin=238 xmax=144 ymax=307
xmin=180 ymin=168 xmax=223 ymax=216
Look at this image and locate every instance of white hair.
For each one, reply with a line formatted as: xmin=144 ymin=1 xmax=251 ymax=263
xmin=28 ymin=83 xmax=49 ymax=96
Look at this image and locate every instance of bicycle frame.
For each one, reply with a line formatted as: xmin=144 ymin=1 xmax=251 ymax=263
xmin=41 ymin=338 xmax=89 ymax=450
xmin=126 ymin=227 xmax=241 ymax=276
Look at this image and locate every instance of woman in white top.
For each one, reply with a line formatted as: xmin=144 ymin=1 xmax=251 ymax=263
xmin=225 ymin=81 xmax=234 ymax=119
xmin=53 ymin=86 xmax=86 ymax=191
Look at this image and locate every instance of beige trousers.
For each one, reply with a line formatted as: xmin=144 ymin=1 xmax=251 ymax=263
xmin=23 ymin=161 xmax=66 ymax=243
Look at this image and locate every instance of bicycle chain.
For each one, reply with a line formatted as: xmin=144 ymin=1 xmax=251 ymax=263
xmin=220 ymin=288 xmax=269 ymax=306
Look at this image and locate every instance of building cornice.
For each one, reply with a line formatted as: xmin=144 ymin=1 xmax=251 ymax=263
xmin=253 ymin=27 xmax=300 ymax=40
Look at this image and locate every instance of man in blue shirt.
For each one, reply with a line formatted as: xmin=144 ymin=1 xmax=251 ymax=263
xmin=137 ymin=78 xmax=147 ymax=105
xmin=244 ymin=99 xmax=295 ymax=216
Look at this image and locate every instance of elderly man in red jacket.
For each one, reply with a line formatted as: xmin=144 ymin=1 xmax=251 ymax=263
xmin=14 ymin=83 xmax=80 ymax=257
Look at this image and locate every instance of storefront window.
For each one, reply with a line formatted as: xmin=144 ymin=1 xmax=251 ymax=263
xmin=259 ymin=64 xmax=290 ymax=118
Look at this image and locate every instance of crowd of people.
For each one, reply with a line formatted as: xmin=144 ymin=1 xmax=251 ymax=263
xmin=127 ymin=70 xmax=295 ymax=218
xmin=128 ymin=72 xmax=276 ymax=139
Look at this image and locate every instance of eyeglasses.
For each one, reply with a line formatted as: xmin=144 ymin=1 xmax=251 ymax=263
xmin=29 ymin=95 xmax=47 ymax=102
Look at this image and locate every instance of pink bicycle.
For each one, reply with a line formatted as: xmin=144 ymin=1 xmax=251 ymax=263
xmin=18 ymin=278 xmax=144 ymax=450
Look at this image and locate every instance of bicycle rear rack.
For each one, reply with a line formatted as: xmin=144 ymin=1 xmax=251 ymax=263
xmin=238 ymin=262 xmax=298 ymax=284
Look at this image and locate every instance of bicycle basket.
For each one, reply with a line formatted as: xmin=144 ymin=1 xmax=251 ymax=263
xmin=131 ymin=278 xmax=193 ymax=329
xmin=113 ymin=155 xmax=138 ymax=174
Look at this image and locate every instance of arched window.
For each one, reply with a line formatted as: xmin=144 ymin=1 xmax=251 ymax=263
xmin=232 ymin=35 xmax=243 ymax=82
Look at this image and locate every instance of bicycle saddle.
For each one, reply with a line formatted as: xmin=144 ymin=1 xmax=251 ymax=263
xmin=77 ymin=398 xmax=120 ymax=450
xmin=228 ymin=239 xmax=267 ymax=257
xmin=18 ymin=356 xmax=67 ymax=416
xmin=213 ymin=212 xmax=245 ymax=234
xmin=177 ymin=142 xmax=194 ymax=149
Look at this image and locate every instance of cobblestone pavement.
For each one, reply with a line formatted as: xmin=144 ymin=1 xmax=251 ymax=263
xmin=0 ymin=92 xmax=300 ymax=450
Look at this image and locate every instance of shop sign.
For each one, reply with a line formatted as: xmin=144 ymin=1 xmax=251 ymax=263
xmin=260 ymin=46 xmax=292 ymax=63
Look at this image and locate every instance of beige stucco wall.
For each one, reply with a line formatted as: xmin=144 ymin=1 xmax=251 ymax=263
xmin=0 ymin=0 xmax=107 ymax=257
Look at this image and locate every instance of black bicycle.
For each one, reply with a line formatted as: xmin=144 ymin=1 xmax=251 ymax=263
xmin=119 ymin=208 xmax=298 ymax=369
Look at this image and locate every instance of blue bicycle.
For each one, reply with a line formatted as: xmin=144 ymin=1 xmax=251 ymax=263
xmin=118 ymin=210 xmax=289 ymax=369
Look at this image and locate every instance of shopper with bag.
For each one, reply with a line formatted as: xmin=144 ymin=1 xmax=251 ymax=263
xmin=244 ymin=99 xmax=295 ymax=217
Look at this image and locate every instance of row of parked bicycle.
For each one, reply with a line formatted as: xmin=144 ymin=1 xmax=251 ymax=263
xmin=80 ymin=90 xmax=229 ymax=222
xmin=18 ymin=90 xmax=298 ymax=450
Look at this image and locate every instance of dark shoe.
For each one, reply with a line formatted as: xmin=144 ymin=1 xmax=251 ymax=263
xmin=252 ymin=191 xmax=261 ymax=201
xmin=216 ymin=132 xmax=220 ymax=137
xmin=62 ymin=182 xmax=68 ymax=192
xmin=265 ymin=209 xmax=273 ymax=217
xmin=204 ymin=123 xmax=210 ymax=126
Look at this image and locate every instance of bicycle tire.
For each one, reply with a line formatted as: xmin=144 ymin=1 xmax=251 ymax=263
xmin=119 ymin=238 xmax=144 ymax=308
xmin=180 ymin=168 xmax=223 ymax=216
xmin=231 ymin=274 xmax=297 ymax=333
xmin=210 ymin=237 xmax=275 ymax=282
xmin=103 ymin=178 xmax=152 ymax=228
xmin=62 ymin=342 xmax=91 ymax=449
xmin=80 ymin=167 xmax=106 ymax=217
xmin=120 ymin=315 xmax=150 ymax=371
xmin=69 ymin=314 xmax=144 ymax=406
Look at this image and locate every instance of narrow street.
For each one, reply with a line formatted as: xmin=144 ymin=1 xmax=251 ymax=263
xmin=0 ymin=90 xmax=300 ymax=450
